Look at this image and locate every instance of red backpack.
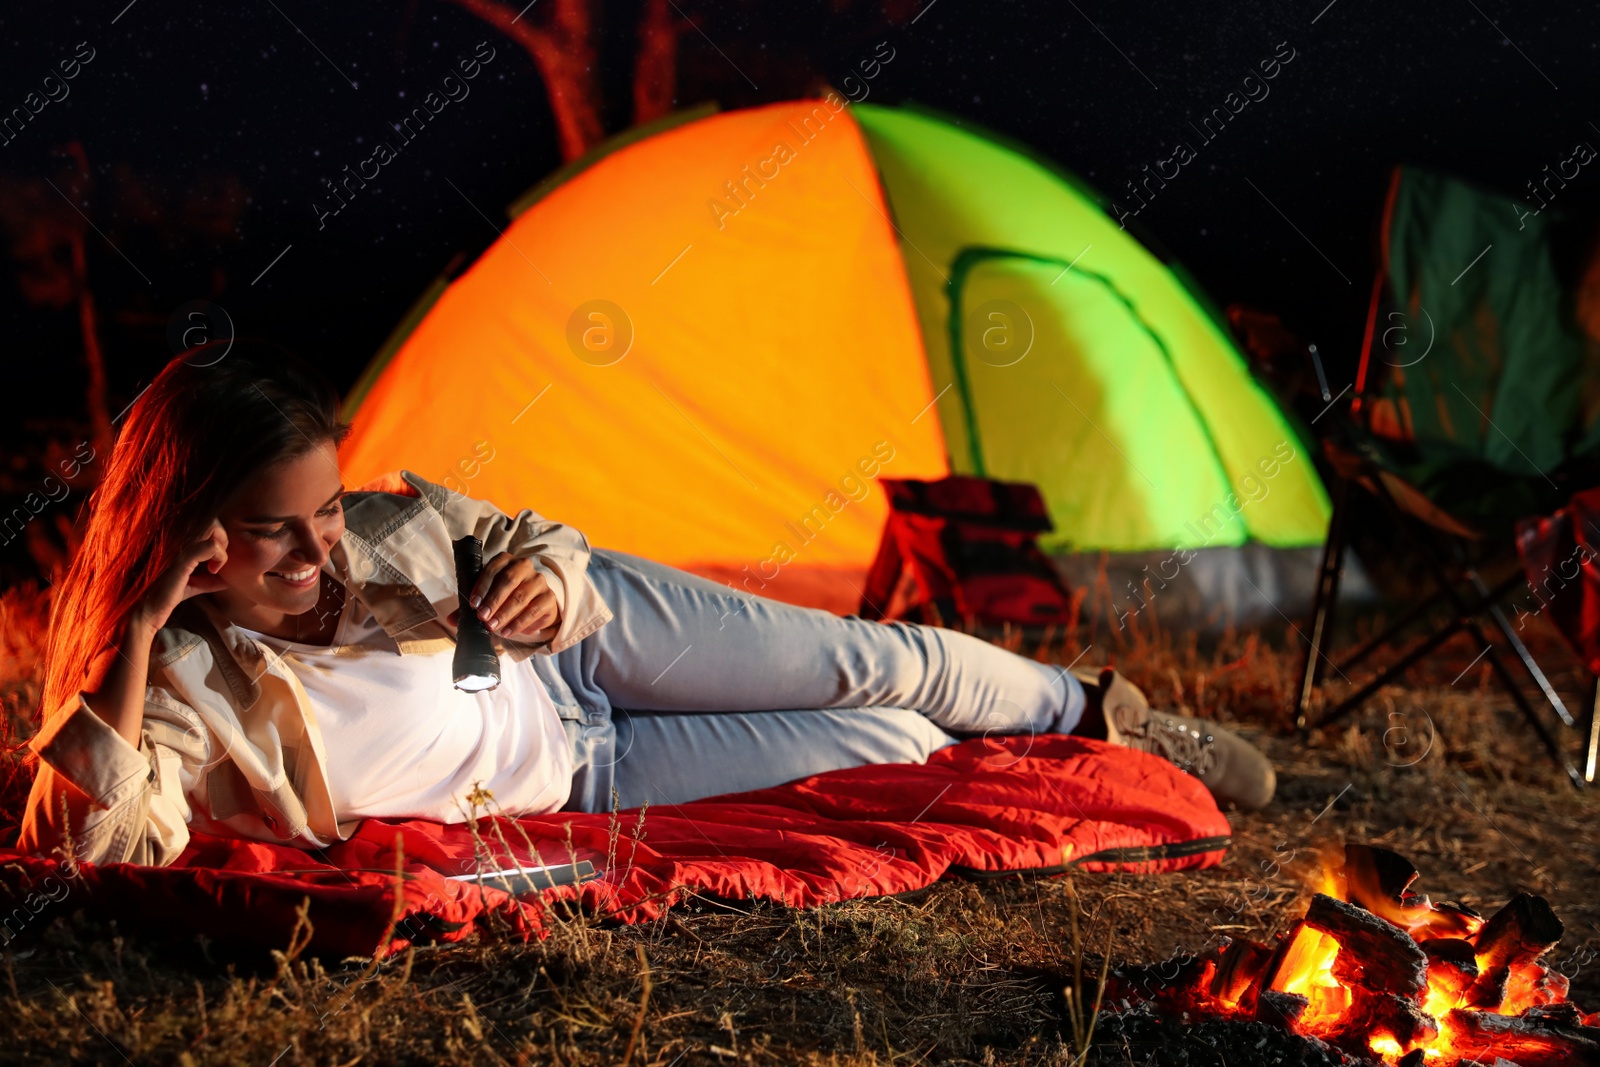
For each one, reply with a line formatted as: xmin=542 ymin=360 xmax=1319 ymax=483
xmin=860 ymin=475 xmax=1079 ymax=628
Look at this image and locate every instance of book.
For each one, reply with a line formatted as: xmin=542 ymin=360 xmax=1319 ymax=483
xmin=448 ymin=860 xmax=598 ymax=894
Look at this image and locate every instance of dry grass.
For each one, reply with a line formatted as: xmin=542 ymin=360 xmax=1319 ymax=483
xmin=1 ymin=577 xmax=1598 ymax=1065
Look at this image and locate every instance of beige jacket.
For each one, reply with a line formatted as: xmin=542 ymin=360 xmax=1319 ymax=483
xmin=18 ymin=470 xmax=613 ymax=869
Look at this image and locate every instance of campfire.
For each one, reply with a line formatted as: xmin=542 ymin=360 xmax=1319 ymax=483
xmin=1106 ymin=844 xmax=1600 ymax=1066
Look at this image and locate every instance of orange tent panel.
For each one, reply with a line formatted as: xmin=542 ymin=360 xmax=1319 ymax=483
xmin=340 ymin=100 xmax=949 ymax=609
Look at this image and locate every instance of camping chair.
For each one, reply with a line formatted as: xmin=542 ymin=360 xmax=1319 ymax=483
xmin=859 ymin=475 xmax=1078 ymax=629
xmin=1514 ymin=487 xmax=1600 ymax=783
xmin=1294 ymin=166 xmax=1600 ymax=786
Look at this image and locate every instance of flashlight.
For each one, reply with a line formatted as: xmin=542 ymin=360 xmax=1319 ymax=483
xmin=451 ymin=535 xmax=501 ymax=692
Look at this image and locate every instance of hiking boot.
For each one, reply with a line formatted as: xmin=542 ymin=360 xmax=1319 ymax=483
xmin=1071 ymin=667 xmax=1276 ymax=811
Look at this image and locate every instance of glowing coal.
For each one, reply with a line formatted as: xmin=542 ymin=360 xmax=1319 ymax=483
xmin=1105 ymin=843 xmax=1600 ymax=1066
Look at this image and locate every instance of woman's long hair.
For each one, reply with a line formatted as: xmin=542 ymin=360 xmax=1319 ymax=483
xmin=39 ymin=341 xmax=350 ymax=725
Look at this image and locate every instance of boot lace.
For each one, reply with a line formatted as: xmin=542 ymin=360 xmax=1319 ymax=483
xmin=1114 ymin=709 xmax=1218 ymax=777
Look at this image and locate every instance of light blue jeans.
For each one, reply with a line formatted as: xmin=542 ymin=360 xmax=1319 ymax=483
xmin=527 ymin=549 xmax=1086 ymax=813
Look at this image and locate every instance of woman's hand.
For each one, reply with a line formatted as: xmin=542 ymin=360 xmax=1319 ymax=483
xmin=448 ymin=552 xmax=560 ymax=642
xmin=129 ymin=520 xmax=230 ymax=637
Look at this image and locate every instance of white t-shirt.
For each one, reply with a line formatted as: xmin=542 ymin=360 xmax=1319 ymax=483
xmin=238 ymin=593 xmax=573 ymax=823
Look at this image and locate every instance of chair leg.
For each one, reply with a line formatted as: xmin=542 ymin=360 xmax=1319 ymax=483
xmin=1308 ymin=575 xmax=1531 ymax=733
xmin=1298 ymin=474 xmax=1351 ymax=730
xmin=1587 ymin=677 xmax=1600 ymax=784
xmin=1333 ymin=587 xmax=1449 ymax=678
xmin=1314 ymin=616 xmax=1471 ymax=731
xmin=1373 ymin=487 xmax=1581 ymax=777
xmin=1470 ymin=625 xmax=1584 ymax=789
xmin=1468 ymin=569 xmax=1577 ymax=728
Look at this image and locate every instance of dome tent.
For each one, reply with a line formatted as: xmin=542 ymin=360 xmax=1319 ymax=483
xmin=339 ymin=97 xmax=1330 ymax=614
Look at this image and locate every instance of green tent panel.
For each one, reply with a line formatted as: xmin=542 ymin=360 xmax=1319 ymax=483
xmin=855 ymin=103 xmax=1329 ymax=552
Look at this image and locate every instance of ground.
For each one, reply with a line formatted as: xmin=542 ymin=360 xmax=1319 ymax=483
xmin=0 ymin=576 xmax=1596 ymax=1066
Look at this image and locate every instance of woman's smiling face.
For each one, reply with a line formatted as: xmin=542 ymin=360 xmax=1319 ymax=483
xmin=209 ymin=439 xmax=346 ymax=631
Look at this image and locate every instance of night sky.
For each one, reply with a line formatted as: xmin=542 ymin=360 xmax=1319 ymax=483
xmin=2 ymin=0 xmax=1597 ymax=436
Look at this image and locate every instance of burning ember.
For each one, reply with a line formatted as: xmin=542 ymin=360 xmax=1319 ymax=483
xmin=1108 ymin=844 xmax=1600 ymax=1066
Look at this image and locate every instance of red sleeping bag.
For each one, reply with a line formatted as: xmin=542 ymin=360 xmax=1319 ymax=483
xmin=0 ymin=735 xmax=1230 ymax=957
